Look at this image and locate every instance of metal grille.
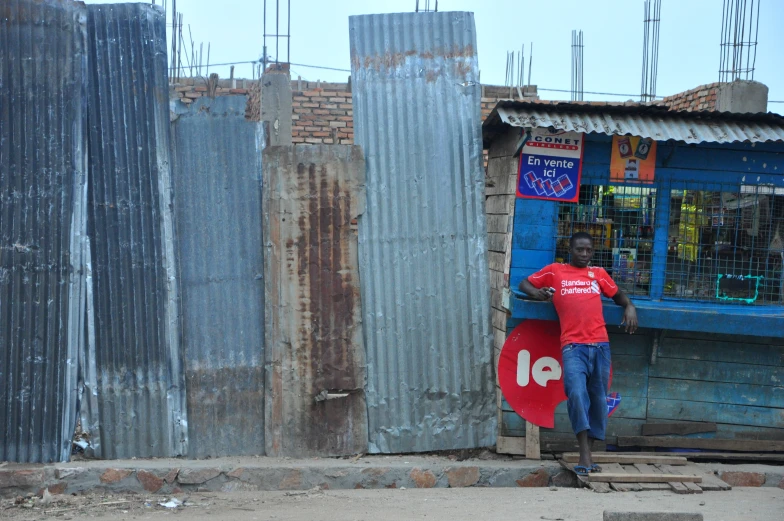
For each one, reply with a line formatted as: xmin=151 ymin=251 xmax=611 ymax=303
xmin=665 ymin=186 xmax=784 ymax=305
xmin=556 ymin=183 xmax=657 ymax=298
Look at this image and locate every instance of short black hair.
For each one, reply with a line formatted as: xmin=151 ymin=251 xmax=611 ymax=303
xmin=569 ymin=231 xmax=594 ymax=247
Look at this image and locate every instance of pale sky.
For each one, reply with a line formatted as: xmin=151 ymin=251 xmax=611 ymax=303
xmin=87 ymin=0 xmax=784 ymax=113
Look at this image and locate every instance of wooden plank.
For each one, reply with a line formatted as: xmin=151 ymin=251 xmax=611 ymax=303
xmin=649 ymin=358 xmax=784 ymax=387
xmin=648 ymin=378 xmax=784 ymax=409
xmin=525 ymin=422 xmax=540 ymax=459
xmin=496 ymin=435 xmax=525 ymax=455
xmin=544 ymin=440 xmax=607 ymax=453
xmin=642 ymin=422 xmax=718 ymax=436
xmin=485 ymin=194 xmax=515 ymax=215
xmin=487 ymin=214 xmax=509 ymax=234
xmin=654 ymin=452 xmax=784 ymax=463
xmin=647 ymin=398 xmax=784 ymax=429
xmin=488 ymin=232 xmax=509 ymax=253
xmin=492 ymin=309 xmax=508 ymax=331
xmin=657 ymin=336 xmax=784 ymax=366
xmin=561 ymin=453 xmax=687 ymax=465
xmin=628 ymin=464 xmax=671 ymax=490
xmin=558 ymin=459 xmax=611 ymax=493
xmin=694 ymin=472 xmax=732 ymax=491
xmin=658 ymin=465 xmax=702 ymax=494
xmin=617 ymin=436 xmax=784 ymax=452
xmin=586 ymin=473 xmax=701 ymax=484
xmin=604 ymin=463 xmax=642 ymax=492
xmin=643 ymin=464 xmax=690 ymax=494
xmin=489 ymin=251 xmax=507 ymax=272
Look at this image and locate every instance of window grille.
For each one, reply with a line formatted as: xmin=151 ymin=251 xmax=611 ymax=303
xmin=556 ymin=184 xmax=656 ymax=298
xmin=665 ymin=185 xmax=784 ymax=305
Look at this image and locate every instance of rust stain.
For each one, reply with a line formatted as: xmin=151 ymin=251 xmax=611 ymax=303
xmin=354 ymin=45 xmax=476 ymax=73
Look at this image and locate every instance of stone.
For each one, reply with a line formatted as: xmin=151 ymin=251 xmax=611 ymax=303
xmin=55 ymin=467 xmax=86 ymax=480
xmin=778 ymin=477 xmax=784 ymax=489
xmin=516 ymin=469 xmax=550 ymax=487
xmin=410 ymin=468 xmax=437 ymax=489
xmin=0 ymin=469 xmax=45 ymax=488
xmin=603 ymin=513 xmax=702 ymax=521
xmin=163 ymin=468 xmax=180 ymax=484
xmin=99 ymin=469 xmax=132 ymax=484
xmin=719 ymin=471 xmax=766 ymax=487
xmin=279 ymin=470 xmax=302 ymax=490
xmin=550 ymin=470 xmax=577 ymax=488
xmin=446 ymin=467 xmax=480 ymax=488
xmin=360 ymin=467 xmax=390 ymax=477
xmin=178 ymin=468 xmax=221 ymax=485
xmin=136 ymin=470 xmax=164 ymax=493
xmin=227 ymin=468 xmax=245 ymax=479
xmin=46 ymin=482 xmax=68 ymax=495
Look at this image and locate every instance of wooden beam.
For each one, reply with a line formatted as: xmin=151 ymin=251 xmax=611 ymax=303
xmin=586 ymin=473 xmax=702 ymax=484
xmin=496 ymin=435 xmax=525 ymax=455
xmin=654 ymin=451 xmax=784 ymax=463
xmin=617 ymin=436 xmax=784 ymax=452
xmin=560 ymin=452 xmax=687 ymax=465
xmin=525 ymin=422 xmax=540 ymax=459
xmin=642 ymin=422 xmax=717 ymax=436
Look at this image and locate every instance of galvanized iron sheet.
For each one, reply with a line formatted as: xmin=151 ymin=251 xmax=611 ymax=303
xmin=171 ymin=96 xmax=265 ymax=458
xmin=0 ymin=0 xmax=88 ymax=463
xmin=81 ymin=3 xmax=186 ymax=459
xmin=350 ymin=12 xmax=495 ymax=453
xmin=491 ymin=102 xmax=784 ymax=144
xmin=263 ymin=145 xmax=368 ymax=457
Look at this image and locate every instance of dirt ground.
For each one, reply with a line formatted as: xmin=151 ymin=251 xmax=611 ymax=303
xmin=2 ymin=487 xmax=783 ymax=521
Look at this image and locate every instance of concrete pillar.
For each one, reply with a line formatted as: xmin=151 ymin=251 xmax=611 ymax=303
xmin=261 ymin=71 xmax=292 ymax=146
xmin=716 ymin=80 xmax=768 ymax=113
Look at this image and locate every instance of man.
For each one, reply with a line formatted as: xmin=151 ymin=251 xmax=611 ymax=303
xmin=518 ymin=231 xmax=637 ymax=475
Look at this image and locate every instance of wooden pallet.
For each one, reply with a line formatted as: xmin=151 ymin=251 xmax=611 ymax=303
xmin=558 ymin=457 xmax=731 ymax=494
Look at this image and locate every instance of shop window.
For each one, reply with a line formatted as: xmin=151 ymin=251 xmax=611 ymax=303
xmin=665 ymin=186 xmax=784 ymax=305
xmin=556 ymin=184 xmax=656 ymax=298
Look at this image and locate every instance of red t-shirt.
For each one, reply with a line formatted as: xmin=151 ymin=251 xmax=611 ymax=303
xmin=527 ymin=263 xmax=619 ymax=347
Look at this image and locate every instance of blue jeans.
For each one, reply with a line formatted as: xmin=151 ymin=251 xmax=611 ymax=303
xmin=562 ymin=343 xmax=611 ymax=440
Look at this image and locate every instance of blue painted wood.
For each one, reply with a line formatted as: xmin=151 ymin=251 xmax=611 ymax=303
xmin=649 ymin=358 xmax=784 ymax=387
xmin=510 ymin=250 xmax=555 ymax=269
xmin=648 ymin=398 xmax=784 ymax=429
xmin=510 ymin=297 xmax=784 ymax=338
xmin=607 ymin=331 xmax=653 ymax=356
xmin=657 ymin=337 xmax=784 ymax=366
xmin=650 ymin=182 xmax=671 ymax=299
xmin=641 ymin=419 xmax=784 ymax=440
xmin=662 ymin=330 xmax=782 ymax=347
xmin=648 ymin=377 xmax=784 ymax=408
xmin=502 ymin=408 xmax=648 ymax=437
xmin=512 ymin=225 xmax=557 ymax=251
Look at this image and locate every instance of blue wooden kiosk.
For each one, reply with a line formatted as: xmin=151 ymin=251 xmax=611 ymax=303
xmin=483 ymin=101 xmax=784 ymax=453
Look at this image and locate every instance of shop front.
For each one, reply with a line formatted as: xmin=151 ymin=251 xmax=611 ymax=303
xmin=483 ymin=102 xmax=784 ymax=453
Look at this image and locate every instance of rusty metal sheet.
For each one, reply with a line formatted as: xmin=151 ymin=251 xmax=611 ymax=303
xmin=0 ymin=0 xmax=88 ymax=463
xmin=80 ymin=3 xmax=186 ymax=459
xmin=350 ymin=12 xmax=496 ymax=453
xmin=262 ymin=145 xmax=367 ymax=457
xmin=171 ymin=96 xmax=265 ymax=458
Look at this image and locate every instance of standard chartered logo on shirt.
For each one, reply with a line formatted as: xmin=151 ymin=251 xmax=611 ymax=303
xmin=560 ymin=279 xmax=598 ymax=296
xmin=591 ymin=280 xmax=600 ymax=294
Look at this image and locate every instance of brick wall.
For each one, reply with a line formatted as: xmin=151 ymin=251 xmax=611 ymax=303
xmin=661 ymin=82 xmax=720 ymax=112
xmin=291 ymin=83 xmax=354 ymax=145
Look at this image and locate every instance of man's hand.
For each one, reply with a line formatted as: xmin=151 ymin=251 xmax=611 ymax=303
xmin=621 ymin=304 xmax=638 ymax=334
xmin=519 ymin=279 xmax=554 ymax=302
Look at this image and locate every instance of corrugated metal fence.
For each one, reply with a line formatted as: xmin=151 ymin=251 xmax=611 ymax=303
xmin=80 ymin=3 xmax=186 ymax=459
xmin=171 ymin=96 xmax=266 ymax=458
xmin=350 ymin=12 xmax=495 ymax=453
xmin=0 ymin=0 xmax=88 ymax=463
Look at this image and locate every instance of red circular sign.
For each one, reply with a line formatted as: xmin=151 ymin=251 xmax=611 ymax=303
xmin=498 ymin=320 xmax=612 ymax=428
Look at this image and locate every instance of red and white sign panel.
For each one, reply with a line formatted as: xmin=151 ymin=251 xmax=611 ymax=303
xmin=498 ymin=320 xmax=613 ymax=429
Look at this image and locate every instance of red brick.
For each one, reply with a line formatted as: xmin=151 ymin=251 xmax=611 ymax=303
xmin=184 ymin=92 xmax=201 ymax=99
xmin=293 ymin=96 xmax=309 ymax=101
xmin=339 ymin=139 xmax=353 ymax=144
xmin=310 ymin=96 xmax=328 ymax=102
xmin=339 ymin=104 xmax=353 ymax=109
xmin=322 ymin=138 xmax=335 ymax=144
xmin=292 ymin=137 xmax=305 ymax=143
xmin=446 ymin=467 xmax=480 ymax=488
xmin=305 ymin=138 xmax=323 ymax=144
xmin=230 ymin=88 xmax=248 ymax=94
xmin=329 ymin=97 xmax=347 ymax=102
xmin=337 ymin=116 xmax=353 ymax=122
xmin=136 ymin=470 xmax=164 ymax=493
xmin=301 ymin=102 xmax=319 ymax=108
xmin=329 ymin=121 xmax=347 ymax=128
xmin=720 ymin=471 xmax=766 ymax=487
xmin=194 ymin=86 xmax=208 ymax=92
xmin=410 ymin=468 xmax=437 ymax=488
xmin=303 ymin=90 xmax=322 ymax=96
xmin=323 ymin=104 xmax=338 ymax=109
xmin=100 ymin=469 xmax=133 ymax=484
xmin=516 ymin=469 xmax=550 ymax=487
xmin=313 ymin=109 xmax=330 ymax=115
xmin=312 ymin=132 xmax=330 ymax=137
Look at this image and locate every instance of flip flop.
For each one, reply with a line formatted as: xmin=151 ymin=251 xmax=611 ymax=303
xmin=573 ymin=465 xmax=590 ymax=476
xmin=590 ymin=464 xmax=602 ymax=473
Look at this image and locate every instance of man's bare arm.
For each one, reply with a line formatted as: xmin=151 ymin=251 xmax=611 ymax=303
xmin=519 ymin=278 xmax=554 ymax=302
xmin=612 ymin=290 xmax=638 ymax=333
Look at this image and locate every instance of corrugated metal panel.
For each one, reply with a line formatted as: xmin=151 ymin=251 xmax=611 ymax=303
xmin=81 ymin=3 xmax=185 ymax=459
xmin=490 ymin=102 xmax=784 ymax=144
xmin=263 ymin=145 xmax=368 ymax=457
xmin=350 ymin=12 xmax=495 ymax=453
xmin=0 ymin=0 xmax=88 ymax=464
xmin=171 ymin=96 xmax=265 ymax=458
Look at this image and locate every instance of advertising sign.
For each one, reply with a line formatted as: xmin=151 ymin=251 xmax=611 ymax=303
xmin=498 ymin=320 xmax=616 ymax=428
xmin=517 ymin=128 xmax=584 ymax=203
xmin=610 ymin=135 xmax=657 ymax=183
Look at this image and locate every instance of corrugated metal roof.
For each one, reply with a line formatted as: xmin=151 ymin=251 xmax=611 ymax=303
xmin=81 ymin=3 xmax=186 ymax=459
xmin=171 ymin=96 xmax=266 ymax=458
xmin=0 ymin=0 xmax=88 ymax=463
xmin=262 ymin=145 xmax=368 ymax=457
xmin=351 ymin=12 xmax=496 ymax=453
xmin=482 ymin=101 xmax=784 ymax=147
